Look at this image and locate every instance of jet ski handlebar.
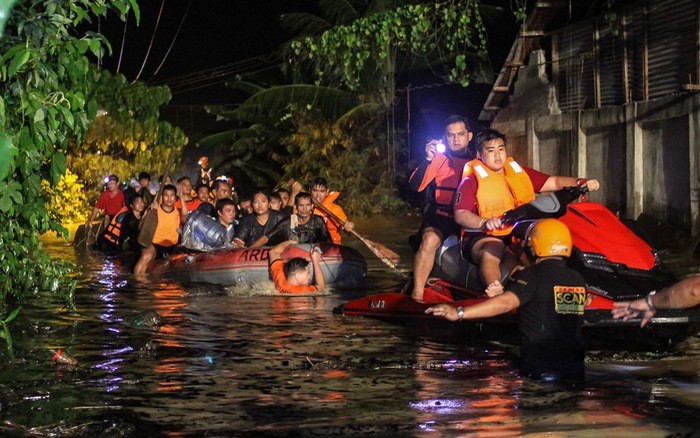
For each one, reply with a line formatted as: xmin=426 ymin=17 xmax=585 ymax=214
xmin=500 ymin=186 xmax=589 ymax=231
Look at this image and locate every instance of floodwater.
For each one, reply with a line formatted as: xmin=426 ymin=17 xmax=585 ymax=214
xmin=1 ymin=215 xmax=700 ymax=436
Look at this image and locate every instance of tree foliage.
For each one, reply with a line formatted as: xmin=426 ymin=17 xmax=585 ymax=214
xmin=72 ymin=70 xmax=186 ymax=196
xmin=41 ymin=168 xmax=89 ymax=225
xmin=288 ymin=1 xmax=489 ymax=91
xmin=0 ymin=0 xmax=140 ymax=308
xmin=281 ymin=110 xmax=405 ymax=214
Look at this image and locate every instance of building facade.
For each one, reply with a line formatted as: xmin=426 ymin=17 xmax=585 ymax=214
xmin=480 ymin=0 xmax=700 ymax=236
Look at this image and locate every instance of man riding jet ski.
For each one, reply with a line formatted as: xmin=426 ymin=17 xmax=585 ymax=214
xmin=452 ymin=128 xmax=600 ymax=297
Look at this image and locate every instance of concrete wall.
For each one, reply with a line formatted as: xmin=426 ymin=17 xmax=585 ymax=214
xmin=642 ymin=117 xmax=690 ymax=230
xmin=490 ymin=50 xmax=700 ymax=235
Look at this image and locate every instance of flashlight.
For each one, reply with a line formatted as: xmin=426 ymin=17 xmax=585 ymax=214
xmin=436 ymin=141 xmax=446 ymax=154
xmin=103 ymin=176 xmax=110 ymax=184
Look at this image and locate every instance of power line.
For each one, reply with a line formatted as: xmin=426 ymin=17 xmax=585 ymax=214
xmin=132 ymin=0 xmax=166 ymax=83
xmin=150 ymin=0 xmax=192 ymax=81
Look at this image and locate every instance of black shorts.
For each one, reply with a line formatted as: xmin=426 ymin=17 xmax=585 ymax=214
xmin=420 ymin=211 xmax=460 ymax=240
xmin=460 ymin=233 xmax=510 ymax=263
xmin=154 ymin=244 xmax=174 ymax=259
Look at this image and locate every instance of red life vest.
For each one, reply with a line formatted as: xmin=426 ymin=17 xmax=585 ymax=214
xmin=463 ymin=157 xmax=536 ymax=236
xmin=103 ymin=206 xmax=129 ymax=245
xmin=417 ymin=153 xmax=471 ymax=217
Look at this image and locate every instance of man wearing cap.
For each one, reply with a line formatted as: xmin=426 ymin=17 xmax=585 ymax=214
xmin=86 ymin=174 xmax=125 ymax=230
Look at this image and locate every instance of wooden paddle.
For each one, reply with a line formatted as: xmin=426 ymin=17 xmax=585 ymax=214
xmin=287 ymin=179 xmax=400 ymax=269
xmin=138 ymin=149 xmax=176 ymax=247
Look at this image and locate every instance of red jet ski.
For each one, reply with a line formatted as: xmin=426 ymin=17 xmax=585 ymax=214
xmin=337 ymin=187 xmax=700 ymax=348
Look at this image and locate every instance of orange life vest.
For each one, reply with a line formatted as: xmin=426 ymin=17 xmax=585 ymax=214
xmin=463 ymin=157 xmax=536 ymax=236
xmin=152 ymin=206 xmax=180 ymax=247
xmin=314 ymin=192 xmax=346 ymax=244
xmin=103 ymin=206 xmax=129 ymax=245
xmin=417 ymin=153 xmax=470 ymax=217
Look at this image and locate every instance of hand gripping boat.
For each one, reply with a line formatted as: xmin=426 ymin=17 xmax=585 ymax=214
xmin=148 ymin=243 xmax=367 ymax=288
xmin=337 ymin=187 xmax=700 ymax=348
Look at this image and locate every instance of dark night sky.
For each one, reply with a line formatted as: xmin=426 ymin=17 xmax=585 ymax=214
xmin=92 ymin=1 xmax=522 ymax=150
xmin=97 ymin=1 xmax=314 ymax=102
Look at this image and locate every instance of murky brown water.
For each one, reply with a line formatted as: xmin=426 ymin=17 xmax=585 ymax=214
xmin=1 ymin=215 xmax=700 ymax=436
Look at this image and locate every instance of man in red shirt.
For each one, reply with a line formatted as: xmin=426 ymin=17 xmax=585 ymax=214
xmin=86 ymin=174 xmax=125 ymax=230
xmin=454 ymin=129 xmax=600 ymax=296
xmin=174 ymin=176 xmax=201 ymax=223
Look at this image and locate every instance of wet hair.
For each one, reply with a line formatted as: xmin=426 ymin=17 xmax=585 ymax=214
xmin=443 ymin=114 xmax=471 ymax=132
xmin=162 ymin=184 xmax=177 ymax=195
xmin=295 ymin=192 xmax=312 ymax=205
xmin=284 ymin=257 xmax=309 ymax=279
xmin=216 ymin=198 xmax=236 ymax=212
xmin=252 ymin=190 xmax=270 ymax=202
xmin=474 ymin=128 xmax=507 ymax=154
xmin=138 ymin=171 xmax=150 ymax=180
xmin=176 ymin=176 xmax=191 ymax=185
xmin=129 ymin=194 xmax=144 ymax=206
xmin=211 ymin=179 xmax=230 ymax=193
xmin=311 ymin=177 xmax=328 ymax=189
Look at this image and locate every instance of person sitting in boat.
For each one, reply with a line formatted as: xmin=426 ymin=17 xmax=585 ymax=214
xmin=174 ymin=176 xmax=201 ymax=223
xmin=250 ymin=192 xmax=331 ymax=248
xmin=96 ymin=194 xmax=146 ymax=252
xmin=195 ymin=183 xmax=211 ymax=206
xmin=269 ymin=192 xmax=283 ymax=213
xmin=309 ymin=177 xmax=354 ymax=244
xmin=85 ymin=174 xmax=125 ymax=233
xmin=268 ymin=240 xmax=326 ymax=294
xmin=196 ymin=179 xmax=232 ymax=219
xmin=134 ymin=185 xmax=181 ymax=275
xmin=275 ymin=188 xmax=294 ymax=216
xmin=426 ymin=219 xmax=587 ymax=382
xmin=137 ymin=171 xmax=154 ymax=207
xmin=612 ymin=276 xmax=700 ymax=327
xmin=237 ymin=195 xmax=254 ymax=219
xmin=233 ymin=190 xmax=284 ymax=248
xmin=409 ymin=115 xmax=474 ymax=302
xmin=454 ymin=128 xmax=601 ymax=297
xmin=182 ymin=198 xmax=237 ymax=252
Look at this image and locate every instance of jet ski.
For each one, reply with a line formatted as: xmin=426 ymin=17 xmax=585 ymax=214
xmin=336 ymin=187 xmax=700 ymax=349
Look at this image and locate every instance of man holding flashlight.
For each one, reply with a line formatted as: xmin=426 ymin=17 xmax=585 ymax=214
xmin=409 ymin=115 xmax=474 ymax=301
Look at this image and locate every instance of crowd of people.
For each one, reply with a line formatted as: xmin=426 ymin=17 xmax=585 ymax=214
xmin=86 ymin=169 xmax=349 ymax=291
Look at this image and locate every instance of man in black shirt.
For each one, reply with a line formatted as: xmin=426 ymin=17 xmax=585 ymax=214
xmin=250 ymin=192 xmax=331 ymax=247
xmin=233 ymin=190 xmax=284 ymax=247
xmin=426 ymin=219 xmax=586 ymax=381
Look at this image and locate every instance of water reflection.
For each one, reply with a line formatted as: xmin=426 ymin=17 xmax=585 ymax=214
xmin=0 ymin=222 xmax=699 ymax=436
